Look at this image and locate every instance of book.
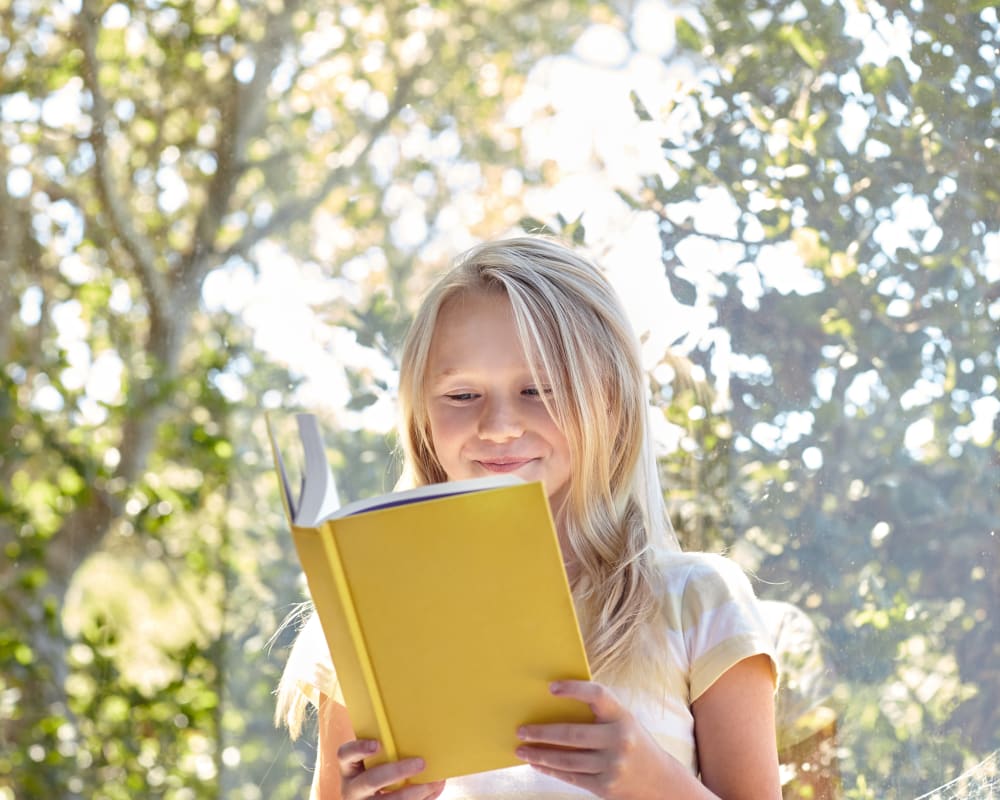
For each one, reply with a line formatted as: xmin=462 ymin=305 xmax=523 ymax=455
xmin=267 ymin=413 xmax=593 ymax=782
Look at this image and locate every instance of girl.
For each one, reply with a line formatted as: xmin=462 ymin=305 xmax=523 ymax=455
xmin=276 ymin=236 xmax=781 ymax=800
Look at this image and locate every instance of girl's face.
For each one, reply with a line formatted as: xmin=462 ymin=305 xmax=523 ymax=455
xmin=424 ymin=290 xmax=573 ymax=511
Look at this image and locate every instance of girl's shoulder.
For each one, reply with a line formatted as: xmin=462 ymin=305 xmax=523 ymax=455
xmin=650 ymin=548 xmax=757 ymax=599
xmin=648 ymin=548 xmax=770 ymax=635
xmin=648 ymin=549 xmax=778 ymax=698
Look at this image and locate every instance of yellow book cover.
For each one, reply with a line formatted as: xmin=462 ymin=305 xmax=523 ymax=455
xmin=268 ymin=413 xmax=592 ymax=782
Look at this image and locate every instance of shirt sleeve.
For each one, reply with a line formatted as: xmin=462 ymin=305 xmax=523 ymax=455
xmin=680 ymin=553 xmax=779 ymax=702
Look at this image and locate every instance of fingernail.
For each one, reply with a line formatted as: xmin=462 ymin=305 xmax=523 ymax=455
xmin=516 ymin=727 xmax=527 ymax=740
xmin=550 ymin=681 xmax=563 ymax=694
xmin=364 ymin=740 xmax=378 ymax=752
xmin=515 ymin=747 xmax=527 ymax=759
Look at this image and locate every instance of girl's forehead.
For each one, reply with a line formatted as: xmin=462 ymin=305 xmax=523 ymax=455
xmin=432 ymin=288 xmax=513 ymax=333
xmin=425 ymin=291 xmax=557 ymax=378
xmin=437 ymin=286 xmax=506 ymax=313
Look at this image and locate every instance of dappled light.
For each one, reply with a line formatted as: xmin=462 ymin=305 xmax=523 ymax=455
xmin=1 ymin=0 xmax=996 ymax=798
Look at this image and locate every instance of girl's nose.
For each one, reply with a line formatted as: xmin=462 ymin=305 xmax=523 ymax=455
xmin=477 ymin=396 xmax=524 ymax=441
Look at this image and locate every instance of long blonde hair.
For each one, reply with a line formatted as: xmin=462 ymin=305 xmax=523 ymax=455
xmin=276 ymin=236 xmax=677 ymax=735
xmin=399 ymin=236 xmax=675 ymax=676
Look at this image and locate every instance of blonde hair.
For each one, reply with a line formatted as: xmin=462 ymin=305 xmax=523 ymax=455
xmin=276 ymin=236 xmax=677 ymax=735
xmin=399 ymin=236 xmax=675 ymax=676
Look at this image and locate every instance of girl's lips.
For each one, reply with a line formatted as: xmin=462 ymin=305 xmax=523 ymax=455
xmin=476 ymin=459 xmax=534 ymax=473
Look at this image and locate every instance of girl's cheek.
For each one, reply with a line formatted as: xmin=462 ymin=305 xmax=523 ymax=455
xmin=526 ymin=402 xmax=559 ymax=426
xmin=430 ymin=406 xmax=475 ymax=436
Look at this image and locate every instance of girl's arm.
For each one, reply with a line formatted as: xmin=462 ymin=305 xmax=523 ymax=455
xmin=312 ymin=695 xmax=446 ymax=800
xmin=692 ymin=653 xmax=781 ymax=799
xmin=515 ymin=653 xmax=780 ymax=800
xmin=312 ymin=695 xmax=353 ymax=800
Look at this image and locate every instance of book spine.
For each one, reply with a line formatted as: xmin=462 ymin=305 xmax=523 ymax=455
xmin=318 ymin=530 xmax=397 ymax=762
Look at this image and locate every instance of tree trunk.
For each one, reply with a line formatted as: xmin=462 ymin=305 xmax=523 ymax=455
xmin=5 ymin=288 xmax=197 ymax=797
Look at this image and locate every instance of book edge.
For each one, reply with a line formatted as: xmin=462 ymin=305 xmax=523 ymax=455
xmin=331 ymin=474 xmax=524 ymax=520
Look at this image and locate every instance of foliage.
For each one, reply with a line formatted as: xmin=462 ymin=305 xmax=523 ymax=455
xmin=0 ymin=0 xmax=605 ymax=796
xmin=625 ymin=0 xmax=999 ymax=794
xmin=1 ymin=0 xmax=997 ymax=797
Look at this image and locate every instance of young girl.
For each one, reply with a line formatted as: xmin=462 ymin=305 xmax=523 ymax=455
xmin=276 ymin=236 xmax=781 ymax=800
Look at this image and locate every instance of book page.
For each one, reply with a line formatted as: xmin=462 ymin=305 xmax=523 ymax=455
xmin=331 ymin=474 xmax=523 ymax=520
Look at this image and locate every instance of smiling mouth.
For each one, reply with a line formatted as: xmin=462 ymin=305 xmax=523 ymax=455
xmin=476 ymin=458 xmax=535 ymax=473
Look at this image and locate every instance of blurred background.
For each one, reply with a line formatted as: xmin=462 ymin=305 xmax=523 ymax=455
xmin=0 ymin=0 xmax=997 ymax=797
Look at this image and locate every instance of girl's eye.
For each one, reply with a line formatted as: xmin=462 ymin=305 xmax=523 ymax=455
xmin=523 ymin=386 xmax=552 ymax=398
xmin=445 ymin=392 xmax=478 ymax=402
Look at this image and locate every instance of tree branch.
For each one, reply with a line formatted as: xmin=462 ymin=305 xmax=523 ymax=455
xmin=76 ymin=0 xmax=168 ymax=318
xmin=178 ymin=0 xmax=304 ymax=294
xmin=0 ymin=149 xmax=24 ymax=364
xmin=219 ymin=65 xmax=421 ymax=263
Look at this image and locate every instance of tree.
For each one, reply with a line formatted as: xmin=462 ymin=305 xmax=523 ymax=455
xmin=4 ymin=0 xmax=996 ymax=795
xmin=0 ymin=1 xmax=606 ymax=796
xmin=627 ymin=0 xmax=998 ymax=794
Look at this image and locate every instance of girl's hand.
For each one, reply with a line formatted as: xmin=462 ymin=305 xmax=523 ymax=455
xmin=514 ymin=680 xmax=682 ymax=800
xmin=337 ymin=739 xmax=446 ymax=800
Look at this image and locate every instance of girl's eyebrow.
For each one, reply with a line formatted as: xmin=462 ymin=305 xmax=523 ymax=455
xmin=430 ymin=363 xmax=545 ymax=379
xmin=430 ymin=367 xmax=465 ymax=380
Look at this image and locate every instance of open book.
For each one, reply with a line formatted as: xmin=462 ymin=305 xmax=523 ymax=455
xmin=268 ymin=413 xmax=592 ymax=782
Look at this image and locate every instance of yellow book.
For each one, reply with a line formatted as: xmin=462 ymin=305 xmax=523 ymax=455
xmin=268 ymin=413 xmax=592 ymax=782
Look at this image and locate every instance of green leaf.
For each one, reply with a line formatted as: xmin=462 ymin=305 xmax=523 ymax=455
xmin=666 ymin=270 xmax=697 ymax=305
xmin=674 ymin=16 xmax=704 ymax=52
xmin=630 ymin=90 xmax=652 ymax=121
xmin=518 ymin=217 xmax=557 ymax=236
xmin=779 ymin=24 xmax=822 ymax=70
xmin=615 ymin=188 xmax=643 ymax=210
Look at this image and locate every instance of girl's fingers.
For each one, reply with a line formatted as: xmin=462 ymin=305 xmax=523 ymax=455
xmin=517 ymin=721 xmax=612 ymax=749
xmin=337 ymin=740 xmax=440 ymax=800
xmin=390 ymin=780 xmax=447 ymax=800
xmin=337 ymin=739 xmax=379 ymax=777
xmin=515 ymin=681 xmax=624 ymax=749
xmin=346 ymin=757 xmax=428 ymax=797
xmin=515 ymin=743 xmax=605 ymax=774
xmin=549 ymin=680 xmax=624 ymax=720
